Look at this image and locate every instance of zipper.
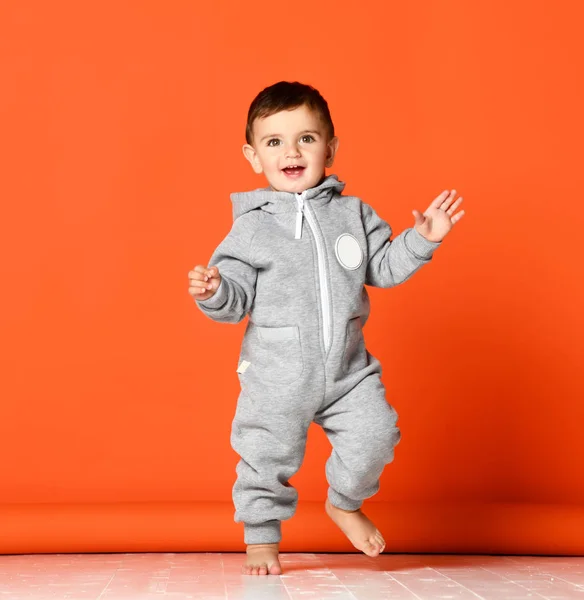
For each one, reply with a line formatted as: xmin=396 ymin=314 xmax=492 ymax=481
xmin=295 ymin=194 xmax=304 ymax=239
xmin=295 ymin=191 xmax=331 ymax=356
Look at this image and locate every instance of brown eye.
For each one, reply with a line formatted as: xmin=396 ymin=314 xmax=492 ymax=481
xmin=267 ymin=139 xmax=280 ymax=147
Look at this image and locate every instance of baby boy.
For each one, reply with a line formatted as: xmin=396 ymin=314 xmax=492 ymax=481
xmin=188 ymin=81 xmax=465 ymax=575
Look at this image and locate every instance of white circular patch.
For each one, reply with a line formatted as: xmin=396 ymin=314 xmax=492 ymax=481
xmin=335 ymin=233 xmax=363 ymax=270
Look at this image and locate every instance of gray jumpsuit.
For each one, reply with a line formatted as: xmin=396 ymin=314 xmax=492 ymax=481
xmin=195 ymin=174 xmax=441 ymax=544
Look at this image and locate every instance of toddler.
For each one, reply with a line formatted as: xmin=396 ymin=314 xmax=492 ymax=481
xmin=188 ymin=81 xmax=465 ymax=575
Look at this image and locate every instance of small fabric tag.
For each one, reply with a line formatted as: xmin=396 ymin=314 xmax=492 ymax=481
xmin=236 ymin=360 xmax=251 ymax=373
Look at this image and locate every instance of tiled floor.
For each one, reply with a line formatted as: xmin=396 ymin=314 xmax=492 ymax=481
xmin=0 ymin=553 xmax=583 ymax=599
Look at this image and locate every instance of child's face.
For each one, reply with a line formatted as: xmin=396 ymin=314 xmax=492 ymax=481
xmin=242 ymin=104 xmax=339 ymax=193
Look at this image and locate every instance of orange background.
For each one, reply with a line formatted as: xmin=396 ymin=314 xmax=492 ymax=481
xmin=1 ymin=0 xmax=583 ymax=554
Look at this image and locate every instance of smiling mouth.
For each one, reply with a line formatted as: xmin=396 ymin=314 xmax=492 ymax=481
xmin=282 ymin=165 xmax=306 ymax=174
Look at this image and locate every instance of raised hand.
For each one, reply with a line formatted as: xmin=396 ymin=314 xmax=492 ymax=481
xmin=412 ymin=189 xmax=465 ymax=243
xmin=188 ymin=265 xmax=221 ymax=301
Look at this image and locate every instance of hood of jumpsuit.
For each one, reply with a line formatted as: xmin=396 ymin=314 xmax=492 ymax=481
xmin=229 ymin=174 xmax=346 ymax=223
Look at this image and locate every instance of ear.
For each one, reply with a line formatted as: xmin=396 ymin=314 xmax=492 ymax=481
xmin=325 ymin=136 xmax=340 ymax=168
xmin=242 ymin=144 xmax=264 ymax=174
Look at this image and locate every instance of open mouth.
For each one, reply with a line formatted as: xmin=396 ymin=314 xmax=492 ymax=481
xmin=282 ymin=165 xmax=305 ymax=177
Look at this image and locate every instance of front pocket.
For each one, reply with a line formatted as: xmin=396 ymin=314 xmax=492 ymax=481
xmin=239 ymin=323 xmax=304 ymax=385
xmin=341 ymin=317 xmax=368 ymax=374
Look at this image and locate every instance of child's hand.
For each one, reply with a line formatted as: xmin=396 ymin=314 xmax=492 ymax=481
xmin=412 ymin=189 xmax=465 ymax=243
xmin=188 ymin=265 xmax=222 ymax=301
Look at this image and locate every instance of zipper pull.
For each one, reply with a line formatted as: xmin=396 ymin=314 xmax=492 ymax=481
xmin=295 ymin=195 xmax=304 ymax=239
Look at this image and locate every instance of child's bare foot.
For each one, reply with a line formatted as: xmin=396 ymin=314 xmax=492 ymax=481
xmin=242 ymin=543 xmax=282 ymax=575
xmin=325 ymin=498 xmax=386 ymax=557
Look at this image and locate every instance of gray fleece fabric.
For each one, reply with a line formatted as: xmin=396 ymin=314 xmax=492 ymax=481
xmin=195 ymin=174 xmax=441 ymax=544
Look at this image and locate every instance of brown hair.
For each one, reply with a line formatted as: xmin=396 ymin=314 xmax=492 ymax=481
xmin=245 ymin=81 xmax=335 ymax=146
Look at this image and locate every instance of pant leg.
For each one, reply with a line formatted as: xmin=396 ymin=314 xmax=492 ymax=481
xmin=230 ymin=390 xmax=312 ymax=544
xmin=314 ymin=373 xmax=401 ymax=511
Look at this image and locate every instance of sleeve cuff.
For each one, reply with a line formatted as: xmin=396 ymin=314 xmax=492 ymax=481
xmin=196 ymin=277 xmax=227 ymax=309
xmin=404 ymin=227 xmax=442 ymax=260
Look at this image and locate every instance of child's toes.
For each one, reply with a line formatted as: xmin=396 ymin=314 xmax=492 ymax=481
xmin=258 ymin=563 xmax=268 ymax=575
xmin=362 ymin=540 xmax=378 ymax=557
xmin=371 ymin=537 xmax=385 ymax=556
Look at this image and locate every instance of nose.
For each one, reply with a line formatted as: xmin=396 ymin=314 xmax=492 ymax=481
xmin=285 ymin=142 xmax=301 ymax=158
